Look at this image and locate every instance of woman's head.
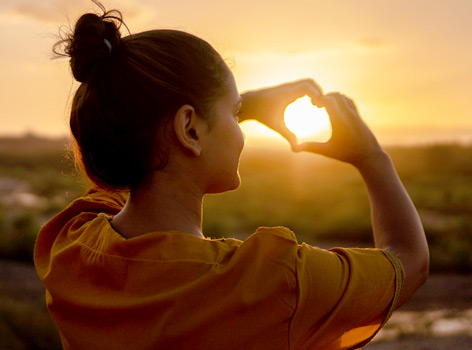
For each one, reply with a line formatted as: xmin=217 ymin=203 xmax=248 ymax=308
xmin=59 ymin=3 xmax=230 ymax=191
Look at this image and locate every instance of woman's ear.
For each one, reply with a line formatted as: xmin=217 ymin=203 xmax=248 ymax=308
xmin=173 ymin=104 xmax=204 ymax=156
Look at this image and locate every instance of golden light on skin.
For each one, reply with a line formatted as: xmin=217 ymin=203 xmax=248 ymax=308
xmin=284 ymin=96 xmax=332 ymax=143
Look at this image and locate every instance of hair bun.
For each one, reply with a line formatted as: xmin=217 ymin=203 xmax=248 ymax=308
xmin=68 ymin=13 xmax=121 ymax=82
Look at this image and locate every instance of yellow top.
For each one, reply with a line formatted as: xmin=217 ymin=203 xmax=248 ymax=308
xmin=34 ymin=189 xmax=403 ymax=350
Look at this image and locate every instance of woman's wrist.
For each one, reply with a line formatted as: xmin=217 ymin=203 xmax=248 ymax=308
xmin=354 ymin=149 xmax=392 ymax=176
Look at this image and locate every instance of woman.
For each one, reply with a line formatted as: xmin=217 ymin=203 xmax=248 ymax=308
xmin=34 ymin=3 xmax=429 ymax=349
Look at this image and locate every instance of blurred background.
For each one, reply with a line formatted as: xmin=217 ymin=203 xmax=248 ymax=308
xmin=0 ymin=0 xmax=471 ymax=349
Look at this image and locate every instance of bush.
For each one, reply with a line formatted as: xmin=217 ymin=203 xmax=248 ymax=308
xmin=0 ymin=212 xmax=41 ymax=262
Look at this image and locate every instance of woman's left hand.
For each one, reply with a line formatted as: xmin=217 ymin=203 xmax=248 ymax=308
xmin=239 ymin=79 xmax=323 ymax=148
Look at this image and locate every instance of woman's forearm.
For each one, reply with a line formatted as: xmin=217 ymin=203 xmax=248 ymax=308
xmin=356 ymin=151 xmax=429 ymax=308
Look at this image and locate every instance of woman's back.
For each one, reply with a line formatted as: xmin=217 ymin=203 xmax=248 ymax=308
xmin=35 ymin=190 xmax=403 ymax=349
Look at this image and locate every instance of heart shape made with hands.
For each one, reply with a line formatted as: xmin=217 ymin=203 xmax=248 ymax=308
xmin=284 ymin=96 xmax=332 ymax=143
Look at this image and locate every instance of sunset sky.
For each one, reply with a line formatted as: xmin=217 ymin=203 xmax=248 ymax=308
xmin=1 ymin=0 xmax=471 ymax=145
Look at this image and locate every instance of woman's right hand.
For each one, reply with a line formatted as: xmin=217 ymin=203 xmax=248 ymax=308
xmin=294 ymin=92 xmax=386 ymax=169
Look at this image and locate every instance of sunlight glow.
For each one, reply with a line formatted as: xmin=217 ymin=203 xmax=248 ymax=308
xmin=284 ymin=96 xmax=332 ymax=143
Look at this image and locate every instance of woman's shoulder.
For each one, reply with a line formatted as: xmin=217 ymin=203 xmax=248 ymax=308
xmin=251 ymin=226 xmax=297 ymax=242
xmin=42 ymin=188 xmax=126 ymax=231
xmin=77 ymin=188 xmax=128 ymax=211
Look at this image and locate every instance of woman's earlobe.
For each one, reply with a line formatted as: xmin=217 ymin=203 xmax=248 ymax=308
xmin=173 ymin=104 xmax=202 ymax=156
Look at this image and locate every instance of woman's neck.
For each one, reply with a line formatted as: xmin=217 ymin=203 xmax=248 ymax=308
xmin=110 ymin=170 xmax=205 ymax=239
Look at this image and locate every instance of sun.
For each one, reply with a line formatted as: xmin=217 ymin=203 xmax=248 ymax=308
xmin=284 ymin=96 xmax=332 ymax=143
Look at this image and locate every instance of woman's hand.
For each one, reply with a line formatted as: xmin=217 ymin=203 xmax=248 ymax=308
xmin=299 ymin=93 xmax=429 ymax=309
xmin=294 ymin=92 xmax=385 ymax=168
xmin=240 ymin=79 xmax=323 ymax=149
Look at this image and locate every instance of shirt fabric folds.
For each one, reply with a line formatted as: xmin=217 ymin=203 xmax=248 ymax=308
xmin=34 ymin=189 xmax=404 ymax=350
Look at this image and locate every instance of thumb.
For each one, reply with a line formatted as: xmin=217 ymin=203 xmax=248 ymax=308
xmin=277 ymin=126 xmax=298 ymax=149
xmin=293 ymin=141 xmax=330 ymax=155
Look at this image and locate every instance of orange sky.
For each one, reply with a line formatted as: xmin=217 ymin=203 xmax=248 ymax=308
xmin=1 ymin=0 xmax=471 ymax=145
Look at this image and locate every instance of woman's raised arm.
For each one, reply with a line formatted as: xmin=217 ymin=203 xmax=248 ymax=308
xmin=240 ymin=83 xmax=429 ymax=308
xmin=296 ymin=92 xmax=429 ymax=308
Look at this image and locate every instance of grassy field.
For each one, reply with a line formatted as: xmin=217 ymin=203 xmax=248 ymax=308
xmin=1 ymin=134 xmax=472 ymax=272
xmin=1 ymin=134 xmax=472 ymax=349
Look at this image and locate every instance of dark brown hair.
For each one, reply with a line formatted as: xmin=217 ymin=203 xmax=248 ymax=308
xmin=55 ymin=1 xmax=229 ymax=190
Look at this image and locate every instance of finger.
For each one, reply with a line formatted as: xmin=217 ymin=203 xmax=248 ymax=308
xmin=284 ymin=79 xmax=324 ymax=105
xmin=277 ymin=126 xmax=298 ymax=148
xmin=295 ymin=78 xmax=323 ymax=96
xmin=322 ymin=93 xmax=362 ymax=130
xmin=293 ymin=141 xmax=330 ymax=155
xmin=320 ymin=94 xmax=346 ymax=124
xmin=344 ymin=96 xmax=360 ymax=115
xmin=307 ymin=85 xmax=325 ymax=106
xmin=281 ymin=78 xmax=323 ymax=94
xmin=324 ymin=92 xmax=355 ymax=116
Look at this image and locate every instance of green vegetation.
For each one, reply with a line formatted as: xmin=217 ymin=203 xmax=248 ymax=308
xmin=1 ymin=135 xmax=472 ymax=272
xmin=1 ymin=135 xmax=472 ymax=349
xmin=0 ymin=135 xmax=86 ymax=262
